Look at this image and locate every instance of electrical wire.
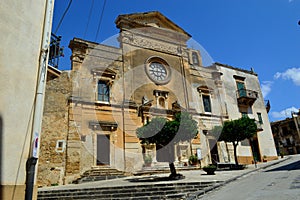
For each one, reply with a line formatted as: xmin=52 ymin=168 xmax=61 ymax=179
xmin=54 ymin=0 xmax=73 ymax=34
xmin=94 ymin=0 xmax=107 ymax=41
xmin=84 ymin=0 xmax=95 ymax=38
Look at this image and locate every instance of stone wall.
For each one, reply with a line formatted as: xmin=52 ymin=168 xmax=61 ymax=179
xmin=38 ymin=72 xmax=79 ymax=186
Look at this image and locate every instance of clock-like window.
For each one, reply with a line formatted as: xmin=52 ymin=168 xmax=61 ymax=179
xmin=149 ymin=62 xmax=167 ymax=81
xmin=145 ymin=57 xmax=171 ymax=85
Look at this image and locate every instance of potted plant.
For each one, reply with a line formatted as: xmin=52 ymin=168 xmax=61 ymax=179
xmin=189 ymin=154 xmax=198 ymax=166
xmin=144 ymin=154 xmax=152 ymax=167
xmin=202 ymin=165 xmax=217 ymax=175
xmin=263 ymin=155 xmax=267 ymax=162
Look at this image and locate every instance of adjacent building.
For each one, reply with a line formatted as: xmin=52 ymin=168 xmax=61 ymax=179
xmin=271 ymin=110 xmax=300 ymax=155
xmin=0 ymin=1 xmax=54 ymax=199
xmin=37 ymin=11 xmax=278 ymax=186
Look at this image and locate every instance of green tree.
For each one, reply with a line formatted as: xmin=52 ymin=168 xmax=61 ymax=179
xmin=136 ymin=112 xmax=198 ymax=179
xmin=219 ymin=117 xmax=257 ymax=165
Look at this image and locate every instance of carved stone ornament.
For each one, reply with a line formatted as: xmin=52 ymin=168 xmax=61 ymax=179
xmin=120 ymin=31 xmax=186 ymax=56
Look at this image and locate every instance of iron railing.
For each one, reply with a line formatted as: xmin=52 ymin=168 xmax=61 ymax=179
xmin=236 ymin=89 xmax=258 ymax=99
xmin=48 ymin=33 xmax=64 ymax=68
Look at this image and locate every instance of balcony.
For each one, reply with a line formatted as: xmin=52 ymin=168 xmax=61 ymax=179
xmin=48 ymin=33 xmax=64 ymax=69
xmin=236 ymin=89 xmax=258 ymax=106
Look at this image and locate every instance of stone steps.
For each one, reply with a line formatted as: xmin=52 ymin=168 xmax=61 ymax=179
xmin=72 ymin=167 xmax=129 ymax=184
xmin=134 ymin=165 xmax=199 ymax=176
xmin=37 ymin=181 xmax=220 ymax=200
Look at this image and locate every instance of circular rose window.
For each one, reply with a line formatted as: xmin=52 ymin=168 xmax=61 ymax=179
xmin=145 ymin=58 xmax=171 ymax=85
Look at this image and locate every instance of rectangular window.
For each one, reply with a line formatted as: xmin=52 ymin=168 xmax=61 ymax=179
xmin=98 ymin=81 xmax=110 ymax=102
xmin=55 ymin=140 xmax=65 ymax=152
xmin=236 ymin=81 xmax=246 ymax=97
xmin=202 ymin=95 xmax=212 ymax=113
xmin=257 ymin=113 xmax=263 ymax=124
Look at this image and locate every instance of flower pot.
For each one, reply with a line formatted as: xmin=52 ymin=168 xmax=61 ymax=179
xmin=202 ymin=166 xmax=217 ymax=175
xmin=203 ymin=168 xmax=215 ymax=175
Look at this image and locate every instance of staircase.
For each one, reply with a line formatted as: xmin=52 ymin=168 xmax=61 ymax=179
xmin=38 ymin=181 xmax=222 ymax=200
xmin=134 ymin=162 xmax=200 ymax=176
xmin=72 ymin=167 xmax=130 ymax=184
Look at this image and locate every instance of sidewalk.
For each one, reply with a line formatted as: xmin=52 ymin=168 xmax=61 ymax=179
xmin=38 ymin=156 xmax=289 ymax=192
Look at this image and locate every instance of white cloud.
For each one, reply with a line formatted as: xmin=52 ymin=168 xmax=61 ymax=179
xmin=260 ymin=81 xmax=273 ymax=98
xmin=274 ymin=68 xmax=300 ymax=86
xmin=271 ymin=107 xmax=299 ymax=119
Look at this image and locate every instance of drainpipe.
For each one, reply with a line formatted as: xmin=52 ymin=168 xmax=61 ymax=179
xmin=25 ymin=1 xmax=54 ymax=199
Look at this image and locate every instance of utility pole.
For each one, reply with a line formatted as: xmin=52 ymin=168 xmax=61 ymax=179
xmin=25 ymin=0 xmax=55 ymax=199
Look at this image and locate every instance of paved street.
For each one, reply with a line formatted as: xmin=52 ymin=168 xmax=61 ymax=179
xmin=198 ymin=155 xmax=300 ymax=200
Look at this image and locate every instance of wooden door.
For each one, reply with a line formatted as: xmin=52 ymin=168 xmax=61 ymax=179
xmin=97 ymin=134 xmax=110 ymax=165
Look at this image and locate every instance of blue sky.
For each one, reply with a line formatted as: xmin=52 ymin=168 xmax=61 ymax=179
xmin=52 ymin=0 xmax=300 ymax=122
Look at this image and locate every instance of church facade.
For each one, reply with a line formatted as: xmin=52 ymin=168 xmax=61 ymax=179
xmin=37 ymin=11 xmax=277 ymax=186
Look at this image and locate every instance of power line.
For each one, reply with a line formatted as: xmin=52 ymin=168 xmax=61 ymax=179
xmin=84 ymin=0 xmax=95 ymax=38
xmin=54 ymin=0 xmax=73 ymax=34
xmin=94 ymin=0 xmax=107 ymax=41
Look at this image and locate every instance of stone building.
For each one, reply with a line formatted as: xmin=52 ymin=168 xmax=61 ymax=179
xmin=213 ymin=63 xmax=277 ymax=164
xmin=37 ymin=11 xmax=277 ymax=186
xmin=271 ymin=109 xmax=300 ymax=155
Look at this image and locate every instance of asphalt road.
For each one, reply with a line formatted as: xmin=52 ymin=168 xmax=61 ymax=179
xmin=198 ymin=155 xmax=300 ymax=200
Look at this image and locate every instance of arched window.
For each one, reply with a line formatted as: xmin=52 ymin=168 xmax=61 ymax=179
xmin=97 ymin=80 xmax=109 ymax=102
xmin=158 ymin=97 xmax=165 ymax=108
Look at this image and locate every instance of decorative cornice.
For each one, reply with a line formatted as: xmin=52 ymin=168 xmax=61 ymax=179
xmin=214 ymin=62 xmax=258 ymax=76
xmin=120 ymin=31 xmax=187 ymax=56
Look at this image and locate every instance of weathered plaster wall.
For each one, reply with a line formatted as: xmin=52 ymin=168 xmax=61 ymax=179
xmin=0 ymin=1 xmax=48 ymax=199
xmin=217 ymin=64 xmax=277 ymax=162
